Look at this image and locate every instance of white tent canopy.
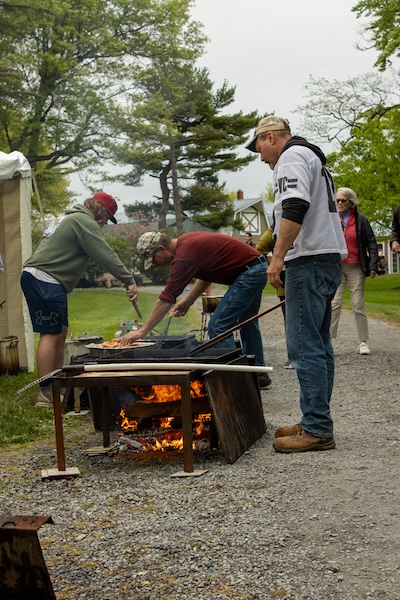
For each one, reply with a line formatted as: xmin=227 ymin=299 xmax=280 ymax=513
xmin=0 ymin=151 xmax=34 ymax=371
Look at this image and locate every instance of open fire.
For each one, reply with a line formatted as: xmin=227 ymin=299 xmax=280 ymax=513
xmin=117 ymin=380 xmax=211 ymax=452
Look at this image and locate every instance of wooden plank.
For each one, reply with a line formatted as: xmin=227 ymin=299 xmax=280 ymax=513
xmin=204 ymin=371 xmax=266 ymax=464
xmin=41 ymin=467 xmax=80 ymax=479
xmin=123 ymin=397 xmax=210 ymax=419
xmin=170 ymin=469 xmax=208 ymax=478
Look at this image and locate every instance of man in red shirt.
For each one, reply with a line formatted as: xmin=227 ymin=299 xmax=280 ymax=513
xmin=122 ymin=231 xmax=270 ymax=385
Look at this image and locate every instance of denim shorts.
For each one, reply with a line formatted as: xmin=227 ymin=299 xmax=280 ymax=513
xmin=21 ymin=271 xmax=68 ymax=333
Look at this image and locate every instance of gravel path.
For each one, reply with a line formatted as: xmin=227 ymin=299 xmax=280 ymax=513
xmin=1 ymin=292 xmax=399 ymax=599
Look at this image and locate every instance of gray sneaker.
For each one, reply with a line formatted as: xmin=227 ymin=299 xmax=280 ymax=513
xmin=35 ymin=385 xmax=65 ymax=408
xmin=35 ymin=387 xmax=53 ymax=408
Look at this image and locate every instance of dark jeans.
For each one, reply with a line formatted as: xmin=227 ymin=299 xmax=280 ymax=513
xmin=208 ymin=260 xmax=267 ymax=365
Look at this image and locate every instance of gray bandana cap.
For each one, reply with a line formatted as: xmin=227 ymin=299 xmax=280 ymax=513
xmin=246 ymin=116 xmax=291 ymax=152
xmin=137 ymin=231 xmax=162 ymax=270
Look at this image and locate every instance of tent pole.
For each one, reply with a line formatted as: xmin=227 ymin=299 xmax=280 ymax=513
xmin=32 ymin=171 xmax=46 ymax=227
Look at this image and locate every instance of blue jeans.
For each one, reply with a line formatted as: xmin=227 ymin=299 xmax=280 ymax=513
xmin=285 ymin=254 xmax=342 ymax=437
xmin=207 ymin=260 xmax=267 ymax=365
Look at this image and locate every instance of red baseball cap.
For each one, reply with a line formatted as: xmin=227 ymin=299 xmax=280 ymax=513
xmin=93 ymin=192 xmax=118 ymax=224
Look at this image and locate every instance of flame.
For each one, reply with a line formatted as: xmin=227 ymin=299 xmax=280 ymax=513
xmin=194 ymin=413 xmax=211 ymax=436
xmin=128 ymin=379 xmax=206 ymax=403
xmin=118 ymin=380 xmax=211 ymax=451
xmin=154 ymin=434 xmax=184 ymax=451
xmin=159 ymin=417 xmax=174 ymax=428
xmin=119 ymin=411 xmax=138 ymax=431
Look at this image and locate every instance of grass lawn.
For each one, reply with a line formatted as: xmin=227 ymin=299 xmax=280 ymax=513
xmin=66 ymin=287 xmax=202 ymax=340
xmin=357 ymin=273 xmax=400 ymax=323
xmin=262 ymin=272 xmax=400 ymax=324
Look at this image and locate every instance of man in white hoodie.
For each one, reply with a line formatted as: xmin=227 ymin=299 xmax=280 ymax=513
xmin=247 ymin=116 xmax=347 ymax=453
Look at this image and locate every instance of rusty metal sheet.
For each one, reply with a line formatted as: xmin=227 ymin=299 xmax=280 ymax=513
xmin=0 ymin=514 xmax=56 ymax=599
xmin=0 ymin=514 xmax=54 ymax=531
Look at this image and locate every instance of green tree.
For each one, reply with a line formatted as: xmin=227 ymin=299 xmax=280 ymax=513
xmin=109 ymin=63 xmax=258 ymax=232
xmin=259 ymin=183 xmax=274 ymax=203
xmin=298 ymin=71 xmax=399 ymax=146
xmin=297 ymin=71 xmax=400 ymax=231
xmin=352 ymin=0 xmax=400 ymax=70
xmin=182 ymin=184 xmax=244 ymax=231
xmin=0 ymin=0 xmax=205 ymax=216
xmin=327 ymin=108 xmax=400 ymax=234
xmin=124 ymin=201 xmax=162 ymax=228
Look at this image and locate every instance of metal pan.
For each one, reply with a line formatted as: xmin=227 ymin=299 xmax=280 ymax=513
xmin=85 ymin=341 xmax=158 ymax=359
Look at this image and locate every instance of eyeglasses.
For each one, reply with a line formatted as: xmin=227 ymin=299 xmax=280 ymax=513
xmin=336 ymin=199 xmax=349 ymax=204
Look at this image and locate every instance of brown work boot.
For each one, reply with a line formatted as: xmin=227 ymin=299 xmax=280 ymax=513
xmin=274 ymin=422 xmax=302 ymax=438
xmin=273 ymin=429 xmax=335 ymax=453
xmin=258 ymin=373 xmax=272 ymax=389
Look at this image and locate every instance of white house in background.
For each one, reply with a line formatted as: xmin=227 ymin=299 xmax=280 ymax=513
xmin=166 ymin=189 xmax=274 ymax=241
xmin=376 ymin=238 xmax=399 ymax=275
xmin=220 ymin=189 xmax=273 ymax=243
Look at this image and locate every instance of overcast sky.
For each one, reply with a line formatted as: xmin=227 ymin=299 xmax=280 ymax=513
xmin=70 ymin=0 xmax=378 ymax=211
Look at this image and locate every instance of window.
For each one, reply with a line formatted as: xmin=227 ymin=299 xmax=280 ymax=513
xmin=241 ymin=208 xmax=260 ymax=234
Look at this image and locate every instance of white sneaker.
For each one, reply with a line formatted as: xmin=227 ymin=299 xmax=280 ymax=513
xmin=359 ymin=342 xmax=371 ymax=355
xmin=35 ymin=387 xmax=53 ymax=408
xmin=35 ymin=385 xmax=64 ymax=408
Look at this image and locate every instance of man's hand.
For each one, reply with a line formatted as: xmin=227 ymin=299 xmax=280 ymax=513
xmin=267 ymin=256 xmax=285 ymax=289
xmin=125 ymin=283 xmax=139 ymax=303
xmin=120 ymin=329 xmax=144 ymax=346
xmin=392 ymin=241 xmax=400 ymax=254
xmin=169 ymin=300 xmax=190 ymax=318
xmin=267 ymin=218 xmax=301 ymax=289
xmin=120 ymin=298 xmax=173 ymax=346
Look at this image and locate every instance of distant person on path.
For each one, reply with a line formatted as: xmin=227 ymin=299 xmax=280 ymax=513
xmin=21 ymin=192 xmax=139 ymax=408
xmin=330 ymin=188 xmax=378 ymax=355
xmin=390 ymin=204 xmax=400 ymax=254
xmin=121 ymin=231 xmax=271 ymax=388
xmin=247 ymin=115 xmax=347 ymax=453
xmin=244 ymin=232 xmax=255 ymax=247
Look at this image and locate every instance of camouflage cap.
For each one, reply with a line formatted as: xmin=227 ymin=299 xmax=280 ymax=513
xmin=137 ymin=231 xmax=162 ymax=270
xmin=246 ymin=116 xmax=291 ymax=152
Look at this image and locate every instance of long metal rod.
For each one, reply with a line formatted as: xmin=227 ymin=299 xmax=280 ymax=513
xmin=16 ymin=369 xmax=62 ymax=395
xmin=62 ymin=362 xmax=273 ymax=373
xmin=190 ymin=300 xmax=285 ymax=356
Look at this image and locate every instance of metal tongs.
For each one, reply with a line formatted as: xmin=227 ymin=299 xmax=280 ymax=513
xmin=132 ymin=300 xmax=142 ymax=320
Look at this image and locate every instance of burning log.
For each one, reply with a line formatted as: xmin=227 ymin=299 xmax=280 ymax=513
xmin=119 ymin=381 xmax=212 ymax=450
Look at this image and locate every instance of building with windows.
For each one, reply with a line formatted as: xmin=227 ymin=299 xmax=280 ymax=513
xmin=219 ymin=189 xmax=273 ymax=245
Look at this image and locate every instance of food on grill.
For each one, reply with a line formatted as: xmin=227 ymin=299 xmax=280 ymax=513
xmin=85 ymin=339 xmax=156 ymax=351
xmin=101 ymin=339 xmax=126 ymax=348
